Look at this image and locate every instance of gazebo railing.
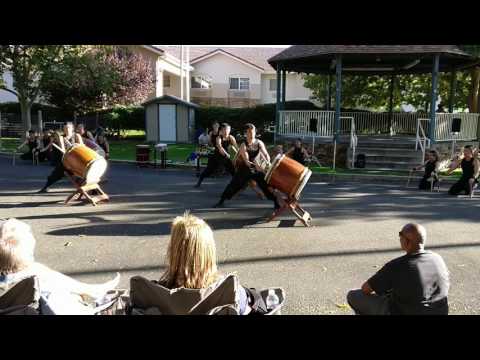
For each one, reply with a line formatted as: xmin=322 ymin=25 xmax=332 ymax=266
xmin=416 ymin=118 xmax=430 ymax=162
xmin=279 ymin=110 xmax=335 ymax=137
xmin=279 ymin=111 xmax=480 ymax=142
xmin=435 ymin=113 xmax=479 ymax=141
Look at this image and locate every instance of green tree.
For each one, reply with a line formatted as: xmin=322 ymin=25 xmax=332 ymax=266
xmin=459 ymin=45 xmax=480 ymax=113
xmin=40 ymin=46 xmax=154 ymax=121
xmin=0 ymin=45 xmax=78 ymax=132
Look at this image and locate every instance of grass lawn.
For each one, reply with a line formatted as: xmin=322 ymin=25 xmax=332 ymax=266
xmin=109 ymin=140 xmax=196 ymax=163
xmin=0 ymin=137 xmax=464 ymax=179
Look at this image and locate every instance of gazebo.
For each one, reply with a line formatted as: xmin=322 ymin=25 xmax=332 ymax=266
xmin=268 ymin=45 xmax=480 ymax=151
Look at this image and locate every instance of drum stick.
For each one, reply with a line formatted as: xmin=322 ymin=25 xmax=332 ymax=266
xmin=52 ymin=142 xmax=66 ymax=154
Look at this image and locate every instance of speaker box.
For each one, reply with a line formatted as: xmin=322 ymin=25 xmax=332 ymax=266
xmin=309 ymin=118 xmax=318 ymax=133
xmin=356 ymin=154 xmax=366 ymax=168
xmin=451 ymin=118 xmax=462 ymax=133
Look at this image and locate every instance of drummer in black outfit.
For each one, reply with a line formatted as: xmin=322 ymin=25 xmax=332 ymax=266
xmin=213 ymin=123 xmax=279 ymax=210
xmin=195 ymin=122 xmax=236 ymax=187
xmin=286 ymin=138 xmax=308 ymax=165
xmin=38 ymin=122 xmax=83 ymax=193
xmin=447 ymin=145 xmax=479 ymax=196
xmin=413 ymin=150 xmax=440 ymax=190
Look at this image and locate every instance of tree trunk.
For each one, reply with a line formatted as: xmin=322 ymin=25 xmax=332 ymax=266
xmin=19 ymin=97 xmax=32 ymax=135
xmin=469 ymin=66 xmax=480 ymax=113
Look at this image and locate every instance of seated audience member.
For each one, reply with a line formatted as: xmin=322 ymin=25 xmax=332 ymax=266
xmin=0 ymin=219 xmax=120 ymax=315
xmin=17 ymin=130 xmax=41 ymax=161
xmin=156 ymin=212 xmax=257 ymax=314
xmin=96 ymin=134 xmax=110 ymax=160
xmin=38 ymin=130 xmax=54 ymax=163
xmin=271 ymin=144 xmax=284 ymax=159
xmin=198 ymin=129 xmax=210 ymax=147
xmin=447 ymin=145 xmax=479 ymax=196
xmin=346 ymin=223 xmax=449 ymax=315
xmin=413 ymin=150 xmax=440 ymax=190
xmin=286 ymin=138 xmax=308 ymax=165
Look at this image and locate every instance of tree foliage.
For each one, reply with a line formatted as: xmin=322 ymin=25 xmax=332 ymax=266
xmin=40 ymin=46 xmax=154 ymax=117
xmin=0 ymin=45 xmax=78 ymax=131
xmin=303 ymin=72 xmax=472 ymax=112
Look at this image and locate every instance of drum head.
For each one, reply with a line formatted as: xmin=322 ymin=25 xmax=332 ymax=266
xmin=294 ymin=168 xmax=312 ymax=200
xmin=85 ymin=158 xmax=107 ymax=184
xmin=265 ymin=153 xmax=284 ymax=184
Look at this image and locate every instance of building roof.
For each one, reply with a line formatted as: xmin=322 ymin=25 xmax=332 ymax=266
xmin=154 ymin=46 xmax=287 ymax=72
xmin=268 ymin=45 xmax=480 ymax=75
xmin=142 ymin=95 xmax=200 ymax=108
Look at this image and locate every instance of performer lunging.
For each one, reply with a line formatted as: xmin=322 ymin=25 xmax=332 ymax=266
xmin=195 ymin=123 xmax=237 ymax=188
xmin=213 ymin=123 xmax=279 ymax=210
xmin=37 ymin=122 xmax=83 ymax=193
xmin=447 ymin=145 xmax=479 ymax=196
xmin=413 ymin=150 xmax=440 ymax=190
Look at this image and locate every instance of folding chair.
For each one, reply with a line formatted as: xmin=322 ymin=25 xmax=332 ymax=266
xmin=127 ymin=274 xmax=241 ymax=315
xmin=0 ymin=276 xmax=41 ymax=315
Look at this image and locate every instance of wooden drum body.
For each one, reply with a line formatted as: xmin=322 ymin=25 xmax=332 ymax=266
xmin=265 ymin=154 xmax=312 ymax=200
xmin=63 ymin=145 xmax=107 ymax=184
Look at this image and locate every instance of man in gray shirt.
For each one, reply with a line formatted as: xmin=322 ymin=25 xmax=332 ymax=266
xmin=347 ymin=223 xmax=450 ymax=315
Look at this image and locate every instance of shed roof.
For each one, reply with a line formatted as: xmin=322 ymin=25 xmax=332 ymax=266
xmin=268 ymin=45 xmax=480 ymax=75
xmin=142 ymin=95 xmax=200 ymax=108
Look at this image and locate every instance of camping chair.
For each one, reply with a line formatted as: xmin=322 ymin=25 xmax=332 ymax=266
xmin=0 ymin=276 xmax=41 ymax=315
xmin=126 ymin=274 xmax=242 ymax=315
xmin=126 ymin=274 xmax=286 ymax=315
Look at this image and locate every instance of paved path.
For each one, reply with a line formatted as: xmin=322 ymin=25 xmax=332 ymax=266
xmin=1 ymin=155 xmax=479 ymax=314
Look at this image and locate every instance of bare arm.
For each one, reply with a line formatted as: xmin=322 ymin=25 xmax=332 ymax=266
xmin=446 ymin=159 xmax=460 ymax=175
xmin=239 ymin=143 xmax=250 ymax=167
xmin=74 ymin=133 xmax=84 ymax=145
xmin=17 ymin=140 xmax=28 ymax=150
xmin=474 ymin=159 xmax=480 ymax=179
xmin=258 ymin=140 xmax=270 ymax=163
xmin=216 ymin=136 xmax=229 ymax=158
xmin=229 ymin=135 xmax=238 ymax=153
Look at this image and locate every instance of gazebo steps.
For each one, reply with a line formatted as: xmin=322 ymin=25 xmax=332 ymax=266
xmin=348 ymin=136 xmax=424 ymax=170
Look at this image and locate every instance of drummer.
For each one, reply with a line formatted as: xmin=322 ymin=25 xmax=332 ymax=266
xmin=195 ymin=123 xmax=237 ymax=188
xmin=37 ymin=122 xmax=83 ymax=193
xmin=76 ymin=124 xmax=104 ymax=156
xmin=213 ymin=123 xmax=279 ymax=211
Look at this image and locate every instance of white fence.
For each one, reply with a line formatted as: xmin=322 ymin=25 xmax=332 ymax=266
xmin=435 ymin=113 xmax=479 ymax=141
xmin=279 ymin=110 xmax=479 ymax=141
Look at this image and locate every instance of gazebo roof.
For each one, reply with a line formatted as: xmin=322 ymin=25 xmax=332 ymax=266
xmin=268 ymin=45 xmax=480 ymax=75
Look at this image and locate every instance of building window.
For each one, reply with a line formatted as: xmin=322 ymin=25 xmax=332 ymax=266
xmin=191 ymin=75 xmax=212 ymax=89
xmin=269 ymin=78 xmax=277 ymax=92
xmin=229 ymin=77 xmax=249 ymax=91
xmin=164 ymin=75 xmax=171 ymax=88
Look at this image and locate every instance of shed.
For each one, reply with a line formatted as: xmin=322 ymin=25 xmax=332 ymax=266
xmin=143 ymin=95 xmax=200 ymax=144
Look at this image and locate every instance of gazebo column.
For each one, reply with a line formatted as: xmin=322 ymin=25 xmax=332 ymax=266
xmin=334 ymin=55 xmax=342 ymax=143
xmin=428 ymin=54 xmax=440 ymax=144
xmin=281 ymin=69 xmax=286 ymax=110
xmin=275 ymin=64 xmax=282 ymax=144
xmin=448 ymin=69 xmax=457 ymax=113
xmin=388 ymin=74 xmax=396 ymax=135
xmin=326 ymin=73 xmax=332 ymax=110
